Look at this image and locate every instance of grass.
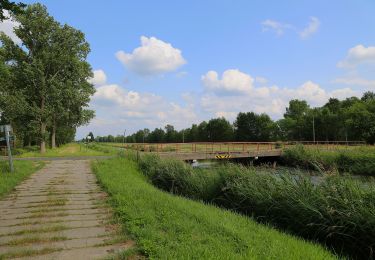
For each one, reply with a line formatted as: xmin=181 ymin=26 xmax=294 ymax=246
xmin=3 ymin=235 xmax=67 ymax=246
xmin=92 ymin=157 xmax=335 ymax=259
xmin=16 ymin=143 xmax=110 ymax=158
xmin=1 ymin=225 xmax=68 ymax=237
xmin=0 ymin=247 xmax=62 ymax=259
xmin=282 ymin=145 xmax=375 ymax=175
xmin=137 ymin=154 xmax=375 ymax=259
xmin=0 ymin=161 xmax=44 ymax=199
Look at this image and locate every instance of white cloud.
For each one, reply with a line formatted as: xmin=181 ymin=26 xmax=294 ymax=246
xmin=201 ymin=80 xmax=359 ymax=120
xmin=332 ymin=76 xmax=375 ymax=88
xmin=88 ymin=69 xmax=107 ymax=86
xmin=261 ymin=17 xmax=320 ymax=39
xmin=299 ymin=17 xmax=320 ymax=39
xmin=202 ymin=69 xmax=254 ymax=94
xmin=116 ymin=36 xmax=186 ymax=76
xmin=337 ymin=45 xmax=375 ymax=69
xmin=0 ymin=10 xmax=21 ymax=44
xmin=83 ymin=78 xmax=198 ymax=136
xmin=261 ymin=19 xmax=293 ymax=36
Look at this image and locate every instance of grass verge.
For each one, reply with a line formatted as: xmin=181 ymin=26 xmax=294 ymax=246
xmin=16 ymin=143 xmax=110 ymax=158
xmin=0 ymin=161 xmax=44 ymax=199
xmin=92 ymin=157 xmax=334 ymax=259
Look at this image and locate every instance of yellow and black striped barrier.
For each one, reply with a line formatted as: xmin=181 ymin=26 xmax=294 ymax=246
xmin=215 ymin=154 xmax=231 ymax=159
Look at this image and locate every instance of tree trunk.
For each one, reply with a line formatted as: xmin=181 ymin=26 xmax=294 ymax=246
xmin=51 ymin=118 xmax=56 ymax=149
xmin=40 ymin=121 xmax=46 ymax=153
xmin=40 ymin=96 xmax=46 ymax=154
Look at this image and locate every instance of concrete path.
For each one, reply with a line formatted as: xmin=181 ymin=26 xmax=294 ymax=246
xmin=0 ymin=160 xmax=134 ymax=259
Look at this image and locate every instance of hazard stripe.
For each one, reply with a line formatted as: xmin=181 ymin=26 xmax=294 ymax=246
xmin=215 ymin=154 xmax=231 ymax=159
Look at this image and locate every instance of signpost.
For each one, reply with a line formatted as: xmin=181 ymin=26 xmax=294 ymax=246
xmin=0 ymin=125 xmax=14 ymax=173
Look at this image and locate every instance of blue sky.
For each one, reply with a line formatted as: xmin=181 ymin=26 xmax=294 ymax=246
xmin=2 ymin=0 xmax=375 ymax=138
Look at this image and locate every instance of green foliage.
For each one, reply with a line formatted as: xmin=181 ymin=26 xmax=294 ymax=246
xmin=92 ymin=158 xmax=334 ymax=259
xmin=0 ymin=3 xmax=95 ymax=151
xmin=0 ymin=160 xmax=44 ymax=198
xmin=135 ymin=154 xmax=375 ymax=259
xmin=0 ymin=0 xmax=25 ymax=21
xmin=234 ymin=112 xmax=274 ymax=141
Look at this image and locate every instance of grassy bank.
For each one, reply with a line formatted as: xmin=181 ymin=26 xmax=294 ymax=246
xmin=15 ymin=143 xmax=110 ymax=158
xmin=92 ymin=157 xmax=334 ymax=259
xmin=136 ymin=154 xmax=375 ymax=259
xmin=282 ymin=145 xmax=375 ymax=175
xmin=0 ymin=161 xmax=44 ymax=198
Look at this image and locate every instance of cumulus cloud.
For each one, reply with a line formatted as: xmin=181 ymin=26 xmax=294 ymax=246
xmin=299 ymin=17 xmax=320 ymax=39
xmin=83 ymin=76 xmax=198 ymax=136
xmin=337 ymin=45 xmax=375 ymax=69
xmin=0 ymin=10 xmax=21 ymax=44
xmin=201 ymin=80 xmax=359 ymax=120
xmin=202 ymin=69 xmax=254 ymax=94
xmin=116 ymin=36 xmax=186 ymax=76
xmin=88 ymin=69 xmax=107 ymax=86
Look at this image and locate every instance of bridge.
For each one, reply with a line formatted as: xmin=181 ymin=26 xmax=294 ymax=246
xmin=109 ymin=141 xmax=365 ymax=161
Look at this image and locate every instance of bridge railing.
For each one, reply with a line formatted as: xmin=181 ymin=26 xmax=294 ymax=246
xmin=110 ymin=141 xmax=366 ymax=154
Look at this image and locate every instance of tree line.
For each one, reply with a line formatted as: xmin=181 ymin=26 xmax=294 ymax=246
xmin=0 ymin=3 xmax=95 ymax=153
xmin=96 ymin=92 xmax=375 ymax=144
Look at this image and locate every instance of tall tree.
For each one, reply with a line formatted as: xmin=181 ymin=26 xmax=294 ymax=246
xmin=0 ymin=4 xmax=95 ymax=152
xmin=206 ymin=117 xmax=234 ymax=142
xmin=234 ymin=112 xmax=274 ymax=141
xmin=0 ymin=0 xmax=25 ymax=20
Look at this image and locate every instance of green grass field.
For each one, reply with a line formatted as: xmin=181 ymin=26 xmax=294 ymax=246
xmin=0 ymin=160 xmax=45 ymax=198
xmin=92 ymin=157 xmax=335 ymax=259
xmin=15 ymin=143 xmax=109 ymax=158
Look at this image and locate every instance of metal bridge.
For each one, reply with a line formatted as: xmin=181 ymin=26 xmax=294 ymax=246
xmin=111 ymin=141 xmax=365 ymax=161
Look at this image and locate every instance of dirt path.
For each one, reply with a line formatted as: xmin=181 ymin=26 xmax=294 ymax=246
xmin=0 ymin=160 xmax=134 ymax=259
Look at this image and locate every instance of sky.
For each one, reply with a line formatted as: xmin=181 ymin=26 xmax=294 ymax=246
xmin=1 ymin=0 xmax=375 ymax=138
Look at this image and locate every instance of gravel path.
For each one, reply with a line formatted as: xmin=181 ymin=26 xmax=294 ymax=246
xmin=0 ymin=160 xmax=133 ymax=259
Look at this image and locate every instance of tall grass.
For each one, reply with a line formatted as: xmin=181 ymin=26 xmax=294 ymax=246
xmin=93 ymin=157 xmax=334 ymax=259
xmin=282 ymin=145 xmax=375 ymax=176
xmin=134 ymin=154 xmax=375 ymax=259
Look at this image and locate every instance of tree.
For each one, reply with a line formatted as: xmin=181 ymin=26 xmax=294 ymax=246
xmin=284 ymin=100 xmax=310 ymax=140
xmin=0 ymin=0 xmax=25 ymax=21
xmin=0 ymin=4 xmax=95 ymax=152
xmin=234 ymin=112 xmax=274 ymax=141
xmin=206 ymin=117 xmax=234 ymax=142
xmin=164 ymin=124 xmax=177 ymax=142
xmin=149 ymin=128 xmax=165 ymax=143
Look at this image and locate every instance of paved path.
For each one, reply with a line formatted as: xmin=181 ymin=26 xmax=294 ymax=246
xmin=0 ymin=160 xmax=133 ymax=259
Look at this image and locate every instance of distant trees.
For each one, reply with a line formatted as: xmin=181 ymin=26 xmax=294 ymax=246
xmin=0 ymin=3 xmax=95 ymax=152
xmin=96 ymin=91 xmax=375 ymax=144
xmin=234 ymin=112 xmax=274 ymax=141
